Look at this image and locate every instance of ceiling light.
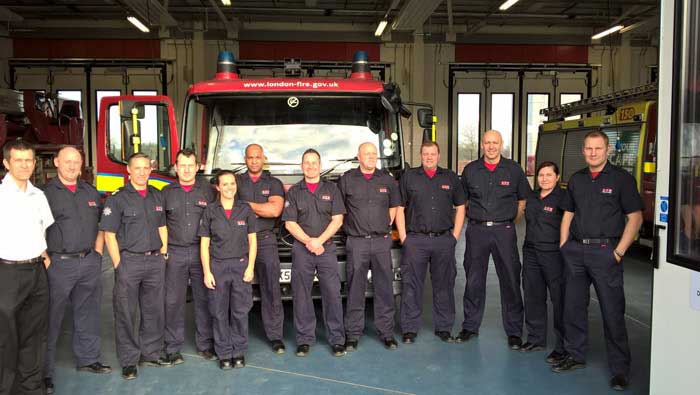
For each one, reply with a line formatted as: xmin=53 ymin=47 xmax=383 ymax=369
xmin=499 ymin=0 xmax=520 ymax=11
xmin=375 ymin=19 xmax=388 ymax=37
xmin=620 ymin=21 xmax=645 ymax=33
xmin=592 ymin=25 xmax=624 ymax=40
xmin=221 ymin=0 xmax=231 ymax=5
xmin=127 ymin=16 xmax=150 ymax=33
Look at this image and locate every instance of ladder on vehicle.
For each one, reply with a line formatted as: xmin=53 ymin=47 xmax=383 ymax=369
xmin=541 ymin=83 xmax=658 ymax=120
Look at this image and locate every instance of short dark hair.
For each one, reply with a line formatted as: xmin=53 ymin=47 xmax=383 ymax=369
xmin=536 ymin=161 xmax=560 ymax=176
xmin=302 ymin=148 xmax=321 ymax=162
xmin=213 ymin=169 xmax=236 ymax=185
xmin=127 ymin=152 xmax=150 ymax=165
xmin=583 ymin=130 xmax=609 ymax=146
xmin=175 ymin=148 xmax=198 ymax=164
xmin=3 ymin=139 xmax=35 ymax=160
xmin=420 ymin=141 xmax=440 ymax=154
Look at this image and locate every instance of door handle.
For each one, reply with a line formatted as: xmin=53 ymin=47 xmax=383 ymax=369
xmin=653 ymin=224 xmax=666 ymax=269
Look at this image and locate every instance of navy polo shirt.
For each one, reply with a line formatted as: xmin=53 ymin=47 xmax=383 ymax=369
xmin=162 ymin=178 xmax=216 ymax=247
xmin=399 ymin=166 xmax=465 ymax=234
xmin=281 ymin=179 xmax=346 ymax=238
xmin=461 ymin=157 xmax=531 ymax=222
xmin=42 ymin=177 xmax=102 ymax=253
xmin=235 ymin=171 xmax=284 ymax=233
xmin=198 ymin=200 xmax=257 ymax=259
xmin=560 ymin=162 xmax=644 ymax=239
xmin=524 ymin=186 xmax=564 ymax=251
xmin=100 ymin=183 xmax=166 ymax=253
xmin=338 ymin=167 xmax=401 ymax=237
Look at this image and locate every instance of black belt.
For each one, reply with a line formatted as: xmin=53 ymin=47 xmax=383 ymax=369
xmin=469 ymin=220 xmax=512 ymax=227
xmin=350 ymin=234 xmax=389 ymax=239
xmin=123 ymin=250 xmax=161 ymax=256
xmin=574 ymin=238 xmax=617 ymax=245
xmin=50 ymin=249 xmax=91 ymax=259
xmin=410 ymin=230 xmax=450 ymax=237
xmin=0 ymin=256 xmax=44 ymax=265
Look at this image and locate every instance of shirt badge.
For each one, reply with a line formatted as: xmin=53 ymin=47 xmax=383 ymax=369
xmin=103 ymin=207 xmax=112 ymax=216
xmin=500 ymin=180 xmax=510 ymax=186
xmin=601 ymin=188 xmax=614 ymax=194
xmin=237 ymin=220 xmax=246 ymax=226
xmin=261 ymin=189 xmax=270 ymax=195
xmin=321 ymin=195 xmax=331 ymax=201
xmin=285 ymin=201 xmax=290 ymax=208
xmin=155 ymin=205 xmax=163 ymax=211
xmin=197 ymin=200 xmax=208 ymax=206
xmin=543 ymin=206 xmax=554 ymax=212
xmin=88 ymin=201 xmax=97 ymax=207
xmin=440 ymin=184 xmax=450 ymax=190
xmin=379 ymin=187 xmax=388 ymax=193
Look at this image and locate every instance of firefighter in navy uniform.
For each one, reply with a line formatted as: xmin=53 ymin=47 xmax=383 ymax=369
xmin=42 ymin=147 xmax=111 ymax=394
xmin=235 ymin=144 xmax=286 ymax=354
xmin=520 ymin=161 xmax=566 ymax=364
xmin=162 ymin=149 xmax=216 ymax=365
xmin=199 ymin=170 xmax=257 ymax=370
xmin=458 ymin=130 xmax=530 ymax=349
xmin=395 ymin=141 xmax=465 ymax=344
xmin=339 ymin=142 xmax=402 ymax=351
xmin=100 ymin=153 xmax=171 ymax=381
xmin=282 ymin=149 xmax=347 ymax=357
xmin=552 ymin=130 xmax=643 ymax=392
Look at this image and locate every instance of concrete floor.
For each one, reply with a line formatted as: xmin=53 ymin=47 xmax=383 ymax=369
xmin=49 ymin=224 xmax=652 ymax=394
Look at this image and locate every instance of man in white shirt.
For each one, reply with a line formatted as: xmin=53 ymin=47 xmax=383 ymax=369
xmin=0 ymin=139 xmax=54 ymax=395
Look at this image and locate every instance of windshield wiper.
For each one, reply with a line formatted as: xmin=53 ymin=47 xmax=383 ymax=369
xmin=320 ymin=157 xmax=359 ymax=177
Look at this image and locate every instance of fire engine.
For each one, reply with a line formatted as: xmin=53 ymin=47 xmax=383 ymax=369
xmin=97 ymin=50 xmax=430 ymax=301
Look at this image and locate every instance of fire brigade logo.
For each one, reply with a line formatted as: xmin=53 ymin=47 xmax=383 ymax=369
xmin=321 ymin=195 xmax=331 ymax=201
xmin=155 ymin=206 xmax=163 ymax=211
xmin=88 ymin=201 xmax=97 ymax=207
xmin=440 ymin=184 xmax=450 ymax=190
xmin=601 ymin=188 xmax=614 ymax=194
xmin=287 ymin=96 xmax=299 ymax=108
xmin=285 ymin=201 xmax=290 ymax=208
xmin=379 ymin=187 xmax=388 ymax=193
xmin=237 ymin=220 xmax=246 ymax=226
xmin=262 ymin=189 xmax=270 ymax=195
xmin=103 ymin=207 xmax=112 ymax=216
xmin=197 ymin=201 xmax=208 ymax=206
xmin=500 ymin=180 xmax=510 ymax=186
xmin=544 ymin=206 xmax=554 ymax=213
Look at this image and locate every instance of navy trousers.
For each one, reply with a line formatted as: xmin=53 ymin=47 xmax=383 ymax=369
xmin=164 ymin=244 xmax=213 ymax=354
xmin=255 ymin=233 xmax=284 ymax=342
xmin=291 ymin=241 xmax=345 ymax=346
xmin=400 ymin=233 xmax=457 ymax=334
xmin=113 ymin=254 xmax=165 ymax=367
xmin=344 ymin=235 xmax=395 ymax=340
xmin=462 ymin=223 xmax=524 ymax=337
xmin=44 ymin=251 xmax=103 ymax=378
xmin=560 ymin=240 xmax=630 ymax=376
xmin=208 ymin=257 xmax=252 ymax=359
xmin=522 ymin=245 xmax=565 ymax=352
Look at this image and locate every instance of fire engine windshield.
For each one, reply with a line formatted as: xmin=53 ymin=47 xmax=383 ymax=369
xmin=194 ymin=95 xmax=402 ymax=175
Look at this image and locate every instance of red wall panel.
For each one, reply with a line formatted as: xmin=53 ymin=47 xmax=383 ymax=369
xmin=239 ymin=41 xmax=380 ymax=61
xmin=13 ymin=39 xmax=160 ymax=59
xmin=456 ymin=44 xmax=588 ymax=64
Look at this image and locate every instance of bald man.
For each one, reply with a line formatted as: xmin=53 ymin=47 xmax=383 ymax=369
xmin=338 ymin=142 xmax=401 ymax=351
xmin=42 ymin=146 xmax=110 ymax=394
xmin=458 ymin=130 xmax=531 ymax=350
xmin=235 ymin=144 xmax=286 ymax=353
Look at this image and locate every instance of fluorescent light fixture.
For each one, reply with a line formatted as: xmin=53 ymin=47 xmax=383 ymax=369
xmin=374 ymin=19 xmax=388 ymax=37
xmin=499 ymin=0 xmax=520 ymax=11
xmin=620 ymin=21 xmax=645 ymax=34
xmin=127 ymin=16 xmax=150 ymax=33
xmin=592 ymin=25 xmax=624 ymax=40
xmin=221 ymin=0 xmax=231 ymax=5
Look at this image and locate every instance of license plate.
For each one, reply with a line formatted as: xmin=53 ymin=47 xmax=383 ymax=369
xmin=279 ymin=269 xmax=291 ymax=283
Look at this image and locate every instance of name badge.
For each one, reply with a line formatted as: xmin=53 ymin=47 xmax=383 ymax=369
xmin=88 ymin=201 xmax=97 ymax=207
xmin=236 ymin=220 xmax=246 ymax=226
xmin=261 ymin=189 xmax=270 ymax=195
xmin=601 ymin=188 xmax=614 ymax=194
xmin=440 ymin=184 xmax=451 ymax=190
xmin=321 ymin=195 xmax=331 ymax=201
xmin=378 ymin=187 xmax=388 ymax=193
xmin=500 ymin=180 xmax=510 ymax=186
xmin=155 ymin=205 xmax=163 ymax=211
xmin=197 ymin=200 xmax=208 ymax=206
xmin=543 ymin=206 xmax=554 ymax=212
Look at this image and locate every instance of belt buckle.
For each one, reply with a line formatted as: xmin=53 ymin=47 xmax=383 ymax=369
xmin=486 ymin=221 xmax=494 ymax=227
xmin=364 ymin=235 xmax=372 ymax=239
xmin=581 ymin=239 xmax=591 ymax=245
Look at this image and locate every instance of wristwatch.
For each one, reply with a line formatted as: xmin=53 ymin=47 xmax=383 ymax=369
xmin=163 ymin=252 xmax=169 ymax=260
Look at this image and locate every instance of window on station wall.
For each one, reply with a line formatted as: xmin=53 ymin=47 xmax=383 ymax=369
xmin=526 ymin=93 xmax=550 ymax=176
xmin=671 ymin=0 xmax=700 ymax=271
xmin=560 ymin=93 xmax=583 ymax=120
xmin=457 ymin=93 xmax=480 ymax=173
xmin=56 ymin=90 xmax=83 ymax=118
xmin=133 ymin=90 xmax=157 ymax=96
xmin=490 ymin=93 xmax=514 ymax=159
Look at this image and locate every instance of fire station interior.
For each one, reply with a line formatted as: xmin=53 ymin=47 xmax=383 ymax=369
xmin=1 ymin=1 xmax=698 ymax=395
